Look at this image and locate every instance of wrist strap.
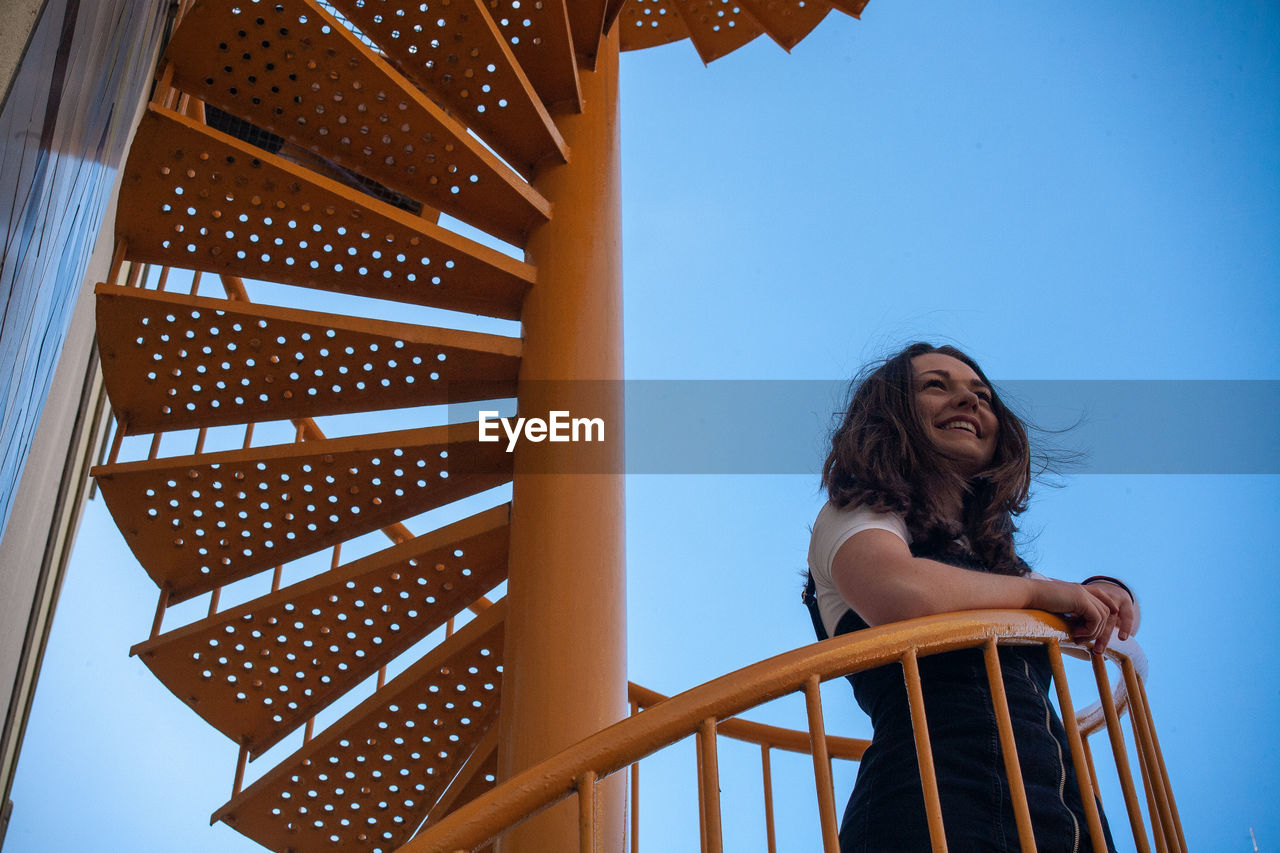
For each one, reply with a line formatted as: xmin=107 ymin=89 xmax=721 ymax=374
xmin=1083 ymin=575 xmax=1136 ymax=605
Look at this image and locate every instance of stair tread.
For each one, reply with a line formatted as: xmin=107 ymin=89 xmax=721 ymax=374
xmin=164 ymin=0 xmax=548 ymax=245
xmin=618 ymin=0 xmax=692 ymax=51
xmin=118 ymin=107 xmax=534 ymax=319
xmin=483 ymin=0 xmax=581 ymax=111
xmin=417 ymin=723 xmax=498 ymax=834
xmin=93 ymin=423 xmax=512 ymax=603
xmin=738 ymin=0 xmax=830 ymax=51
xmin=213 ymin=600 xmax=506 ymax=853
xmin=97 ymin=284 xmax=520 ymax=435
xmin=566 ymin=0 xmax=610 ymax=66
xmin=325 ymin=0 xmax=567 ymax=176
xmin=132 ymin=505 xmax=509 ymax=756
xmin=669 ymin=0 xmax=765 ymax=64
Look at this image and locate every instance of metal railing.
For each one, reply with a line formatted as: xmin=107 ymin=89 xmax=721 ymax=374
xmin=402 ymin=610 xmax=1183 ymax=853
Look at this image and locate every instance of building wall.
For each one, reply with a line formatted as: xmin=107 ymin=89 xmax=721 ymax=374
xmin=0 ymin=0 xmax=168 ymax=540
xmin=0 ymin=1 xmax=49 ymax=114
xmin=0 ymin=0 xmax=170 ymax=843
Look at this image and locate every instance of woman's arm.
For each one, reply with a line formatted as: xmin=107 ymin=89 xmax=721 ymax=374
xmin=831 ymin=529 xmax=1123 ymax=653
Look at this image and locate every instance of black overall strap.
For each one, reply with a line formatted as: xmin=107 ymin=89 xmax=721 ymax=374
xmin=802 ymin=571 xmax=865 ymax=642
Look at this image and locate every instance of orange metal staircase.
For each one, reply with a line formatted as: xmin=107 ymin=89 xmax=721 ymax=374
xmin=89 ymin=0 xmax=871 ymax=850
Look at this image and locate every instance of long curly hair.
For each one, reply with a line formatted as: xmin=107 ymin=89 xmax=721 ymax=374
xmin=821 ymin=342 xmax=1031 ymax=575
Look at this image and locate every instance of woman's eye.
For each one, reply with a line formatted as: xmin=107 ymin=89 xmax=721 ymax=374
xmin=924 ymin=379 xmax=946 ymax=390
xmin=976 ymin=391 xmax=992 ymax=403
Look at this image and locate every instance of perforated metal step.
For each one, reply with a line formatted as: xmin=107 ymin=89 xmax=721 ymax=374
xmin=97 ymin=284 xmax=520 ymax=435
xmin=482 ymin=0 xmax=581 ymax=111
xmin=567 ymin=0 xmax=611 ymax=66
xmin=669 ymin=0 xmax=764 ymax=64
xmin=132 ymin=504 xmax=510 ymax=755
xmin=415 ymin=723 xmax=497 ymax=844
xmin=213 ymin=599 xmax=506 ymax=853
xmin=164 ymin=0 xmax=549 ymax=245
xmin=324 ymin=0 xmax=566 ymax=177
xmin=118 ymin=107 xmax=534 ymax=318
xmin=738 ymin=0 xmax=829 ymax=51
xmin=618 ymin=0 xmax=693 ymax=51
xmin=93 ymin=423 xmax=511 ymax=602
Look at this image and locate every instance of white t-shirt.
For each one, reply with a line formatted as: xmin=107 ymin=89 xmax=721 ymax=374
xmin=807 ymin=502 xmax=910 ymax=638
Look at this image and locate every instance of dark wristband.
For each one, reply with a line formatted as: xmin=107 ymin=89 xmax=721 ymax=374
xmin=1082 ymin=575 xmax=1136 ymax=605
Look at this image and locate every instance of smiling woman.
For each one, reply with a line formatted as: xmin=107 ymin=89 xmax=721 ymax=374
xmin=804 ymin=342 xmax=1140 ymax=852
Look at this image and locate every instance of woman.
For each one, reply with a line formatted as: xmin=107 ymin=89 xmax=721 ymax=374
xmin=804 ymin=342 xmax=1138 ymax=852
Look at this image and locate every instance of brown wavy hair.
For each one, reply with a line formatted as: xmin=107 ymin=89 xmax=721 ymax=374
xmin=821 ymin=342 xmax=1031 ymax=575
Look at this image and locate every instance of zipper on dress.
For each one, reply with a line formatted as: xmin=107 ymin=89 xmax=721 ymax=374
xmin=1024 ymin=658 xmax=1080 ymax=853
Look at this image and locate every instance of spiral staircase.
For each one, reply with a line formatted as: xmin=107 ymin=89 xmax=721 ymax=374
xmin=87 ymin=1 xmax=1187 ymax=851
xmin=89 ymin=0 xmax=871 ymax=850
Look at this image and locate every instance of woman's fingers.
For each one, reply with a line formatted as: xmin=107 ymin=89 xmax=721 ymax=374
xmin=1032 ymin=579 xmax=1121 ymax=653
xmin=1084 ymin=583 xmax=1131 ymax=644
xmin=1067 ymin=585 xmax=1112 ymax=653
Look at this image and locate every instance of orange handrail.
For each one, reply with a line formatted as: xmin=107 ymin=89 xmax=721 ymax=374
xmin=402 ymin=610 xmax=1180 ymax=852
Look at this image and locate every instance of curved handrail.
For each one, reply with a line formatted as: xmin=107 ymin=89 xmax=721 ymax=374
xmin=628 ymin=682 xmax=870 ymax=761
xmin=401 ymin=610 xmax=1154 ymax=853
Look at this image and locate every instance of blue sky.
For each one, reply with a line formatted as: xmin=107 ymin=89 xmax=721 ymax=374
xmin=7 ymin=1 xmax=1279 ymax=851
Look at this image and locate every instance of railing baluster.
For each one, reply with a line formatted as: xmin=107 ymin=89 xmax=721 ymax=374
xmin=149 ymin=588 xmax=169 ymax=639
xmin=760 ymin=745 xmax=777 ymax=853
xmin=1123 ymin=659 xmax=1180 ymax=852
xmin=576 ymin=770 xmax=597 ymax=853
xmin=901 ymin=651 xmax=947 ymax=853
xmin=124 ymin=260 xmax=144 ymax=289
xmin=696 ymin=728 xmax=707 ymax=853
xmin=1081 ymin=736 xmax=1101 ymax=801
xmin=1046 ymin=640 xmax=1108 ymax=852
xmin=982 ymin=639 xmax=1037 ymax=852
xmin=1136 ymin=676 xmax=1187 ymax=853
xmin=1132 ymin=726 xmax=1167 ymax=853
xmin=1091 ymin=653 xmax=1152 ymax=853
xmin=696 ymin=717 xmax=723 ymax=853
xmin=232 ymin=743 xmax=249 ymax=797
xmin=803 ymin=674 xmax=840 ymax=853
xmin=106 ymin=415 xmax=126 ymax=464
xmin=630 ymin=699 xmax=640 ymax=853
xmin=1144 ymin=762 xmax=1169 ymax=853
xmin=108 ymin=240 xmax=127 ymax=285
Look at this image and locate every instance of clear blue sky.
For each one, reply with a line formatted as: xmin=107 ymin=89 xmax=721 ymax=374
xmin=8 ymin=2 xmax=1278 ymax=851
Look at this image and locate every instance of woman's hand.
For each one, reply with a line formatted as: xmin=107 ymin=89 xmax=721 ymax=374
xmin=1029 ymin=578 xmax=1119 ymax=655
xmin=1083 ymin=580 xmax=1140 ymax=641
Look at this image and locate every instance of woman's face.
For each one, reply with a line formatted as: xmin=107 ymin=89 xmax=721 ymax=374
xmin=911 ymin=352 xmax=999 ymax=476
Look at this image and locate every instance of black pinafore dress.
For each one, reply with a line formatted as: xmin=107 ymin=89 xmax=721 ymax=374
xmin=802 ymin=544 xmax=1118 ymax=853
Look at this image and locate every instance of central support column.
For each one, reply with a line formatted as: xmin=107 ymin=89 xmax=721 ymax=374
xmin=497 ymin=29 xmax=626 ymax=853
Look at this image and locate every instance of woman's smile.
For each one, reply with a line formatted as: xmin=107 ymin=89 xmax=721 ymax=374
xmin=911 ymin=352 xmax=999 ymax=475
